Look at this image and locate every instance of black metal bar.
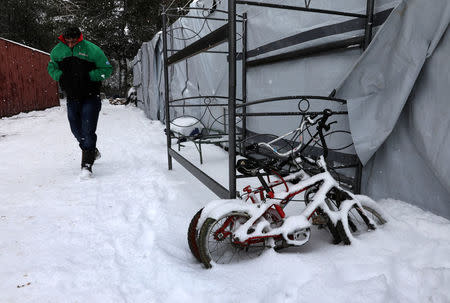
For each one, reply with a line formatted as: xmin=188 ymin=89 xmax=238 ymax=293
xmin=167 ymin=23 xmax=229 ymax=65
xmin=364 ymin=0 xmax=375 ymax=49
xmin=168 ymin=49 xmax=229 ymax=54
xmin=236 ymin=95 xmax=346 ymax=108
xmin=237 ymin=8 xmax=392 ymax=61
xmin=168 ymin=148 xmax=230 ymax=198
xmin=241 ymin=13 xmax=248 ymax=150
xmin=169 ymin=104 xmax=231 ymax=108
xmin=354 ymin=0 xmax=375 ymax=193
xmin=166 ymin=14 xmax=234 ymax=22
xmin=164 ymin=7 xmax=244 ymax=18
xmin=236 ymin=111 xmax=348 ymax=116
xmin=162 ymin=11 xmax=173 ymax=170
xmin=172 ymin=133 xmax=238 ymax=138
xmin=246 ymin=36 xmax=363 ymax=67
xmin=373 ymin=7 xmax=393 ymax=27
xmin=355 ymin=161 xmax=363 ymax=194
xmin=228 ymin=0 xmax=237 ymax=199
xmin=236 ymin=1 xmax=367 ymax=18
xmin=169 ymin=95 xmax=243 ymax=102
xmin=224 ymin=108 xmax=227 ymax=134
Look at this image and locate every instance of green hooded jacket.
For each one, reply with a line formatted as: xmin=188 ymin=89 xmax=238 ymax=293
xmin=48 ymin=34 xmax=112 ymax=98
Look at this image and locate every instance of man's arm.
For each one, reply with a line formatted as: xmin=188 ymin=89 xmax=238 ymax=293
xmin=47 ymin=52 xmax=62 ymax=81
xmin=89 ymin=47 xmax=113 ymax=82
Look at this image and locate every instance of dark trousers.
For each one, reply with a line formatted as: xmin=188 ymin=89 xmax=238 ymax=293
xmin=66 ymin=95 xmax=101 ymax=151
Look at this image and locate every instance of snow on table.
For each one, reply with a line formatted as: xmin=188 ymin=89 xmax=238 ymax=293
xmin=170 ymin=116 xmax=204 ymax=137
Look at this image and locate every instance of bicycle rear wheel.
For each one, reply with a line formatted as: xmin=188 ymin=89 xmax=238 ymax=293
xmin=198 ymin=212 xmax=266 ymax=268
xmin=187 ymin=208 xmax=203 ymax=263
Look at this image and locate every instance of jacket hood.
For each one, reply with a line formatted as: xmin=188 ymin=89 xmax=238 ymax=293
xmin=58 ymin=33 xmax=84 ymax=46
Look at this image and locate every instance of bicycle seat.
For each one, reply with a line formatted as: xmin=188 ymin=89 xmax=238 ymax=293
xmin=257 ymin=143 xmax=290 ymax=161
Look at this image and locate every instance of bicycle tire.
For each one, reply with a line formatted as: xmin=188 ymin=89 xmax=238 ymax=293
xmin=198 ymin=212 xmax=266 ymax=268
xmin=305 ymin=186 xmax=342 ymax=244
xmin=324 ymin=209 xmax=343 ymax=244
xmin=187 ymin=208 xmax=203 ymax=263
xmin=337 ymin=204 xmax=386 ymax=245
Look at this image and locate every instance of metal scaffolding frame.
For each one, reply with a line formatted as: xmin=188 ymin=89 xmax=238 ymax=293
xmin=161 ymin=0 xmax=379 ymax=200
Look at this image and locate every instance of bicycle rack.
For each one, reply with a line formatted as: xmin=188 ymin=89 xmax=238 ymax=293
xmin=161 ymin=0 xmax=393 ymax=199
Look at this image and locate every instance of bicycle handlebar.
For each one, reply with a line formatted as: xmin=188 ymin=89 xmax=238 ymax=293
xmin=316 ymin=109 xmax=333 ymax=159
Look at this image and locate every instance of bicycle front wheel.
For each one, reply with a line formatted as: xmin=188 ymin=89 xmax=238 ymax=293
xmin=338 ymin=203 xmax=386 ymax=245
xmin=198 ymin=212 xmax=266 ymax=268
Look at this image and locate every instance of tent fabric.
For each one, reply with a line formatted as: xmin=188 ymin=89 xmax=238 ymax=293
xmin=335 ymin=0 xmax=450 ymax=165
xmin=134 ymin=33 xmax=165 ymax=121
xmin=335 ymin=0 xmax=450 ymax=217
xmin=361 ymin=26 xmax=450 ymax=218
xmin=132 ymin=0 xmax=449 ymax=218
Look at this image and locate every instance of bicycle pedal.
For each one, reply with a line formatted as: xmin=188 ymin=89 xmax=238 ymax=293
xmin=312 ymin=215 xmax=328 ymax=225
xmin=274 ymin=241 xmax=292 ymax=251
xmin=290 ymin=177 xmax=300 ymax=184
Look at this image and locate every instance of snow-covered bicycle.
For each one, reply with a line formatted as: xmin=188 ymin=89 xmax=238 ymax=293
xmin=188 ymin=109 xmax=386 ymax=268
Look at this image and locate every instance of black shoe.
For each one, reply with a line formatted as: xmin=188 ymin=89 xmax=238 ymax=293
xmin=80 ymin=164 xmax=93 ymax=179
xmin=81 ymin=149 xmax=96 ymax=171
xmin=81 ymin=163 xmax=93 ymax=173
xmin=95 ymin=148 xmax=101 ymax=160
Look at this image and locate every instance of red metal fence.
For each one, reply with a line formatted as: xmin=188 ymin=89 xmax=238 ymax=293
xmin=0 ymin=38 xmax=59 ymax=118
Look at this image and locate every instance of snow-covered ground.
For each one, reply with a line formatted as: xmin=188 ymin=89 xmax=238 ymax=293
xmin=1 ymin=101 xmax=449 ymax=303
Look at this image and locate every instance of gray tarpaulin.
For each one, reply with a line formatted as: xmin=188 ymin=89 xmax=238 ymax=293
xmin=133 ymin=0 xmax=449 ymax=217
xmin=336 ymin=0 xmax=449 ymax=164
xmin=360 ymin=27 xmax=450 ymax=218
xmin=336 ymin=0 xmax=450 ymax=217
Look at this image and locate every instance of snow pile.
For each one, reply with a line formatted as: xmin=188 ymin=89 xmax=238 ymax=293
xmin=0 ymin=102 xmax=449 ymax=302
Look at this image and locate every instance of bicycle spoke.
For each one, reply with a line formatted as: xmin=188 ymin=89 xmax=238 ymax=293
xmin=201 ymin=213 xmax=266 ymax=265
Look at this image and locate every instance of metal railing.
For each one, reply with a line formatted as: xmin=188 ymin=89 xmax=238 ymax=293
xmin=161 ymin=0 xmax=379 ymax=199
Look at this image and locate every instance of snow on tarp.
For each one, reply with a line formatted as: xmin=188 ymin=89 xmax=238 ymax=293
xmin=335 ymin=0 xmax=450 ymax=165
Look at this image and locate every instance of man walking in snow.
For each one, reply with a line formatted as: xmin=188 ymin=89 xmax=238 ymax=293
xmin=47 ymin=27 xmax=112 ymax=175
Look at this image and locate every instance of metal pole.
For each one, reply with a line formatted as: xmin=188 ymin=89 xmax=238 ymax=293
xmin=355 ymin=163 xmax=363 ymax=194
xmin=228 ymin=0 xmax=237 ymax=199
xmin=165 ymin=14 xmax=239 ymax=22
xmin=364 ymin=0 xmax=375 ymax=50
xmin=241 ymin=13 xmax=248 ymax=154
xmin=162 ymin=10 xmax=173 ymax=170
xmin=236 ymin=1 xmax=367 ymax=18
xmin=358 ymin=0 xmax=375 ymax=192
xmin=223 ymin=107 xmax=227 ymax=133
